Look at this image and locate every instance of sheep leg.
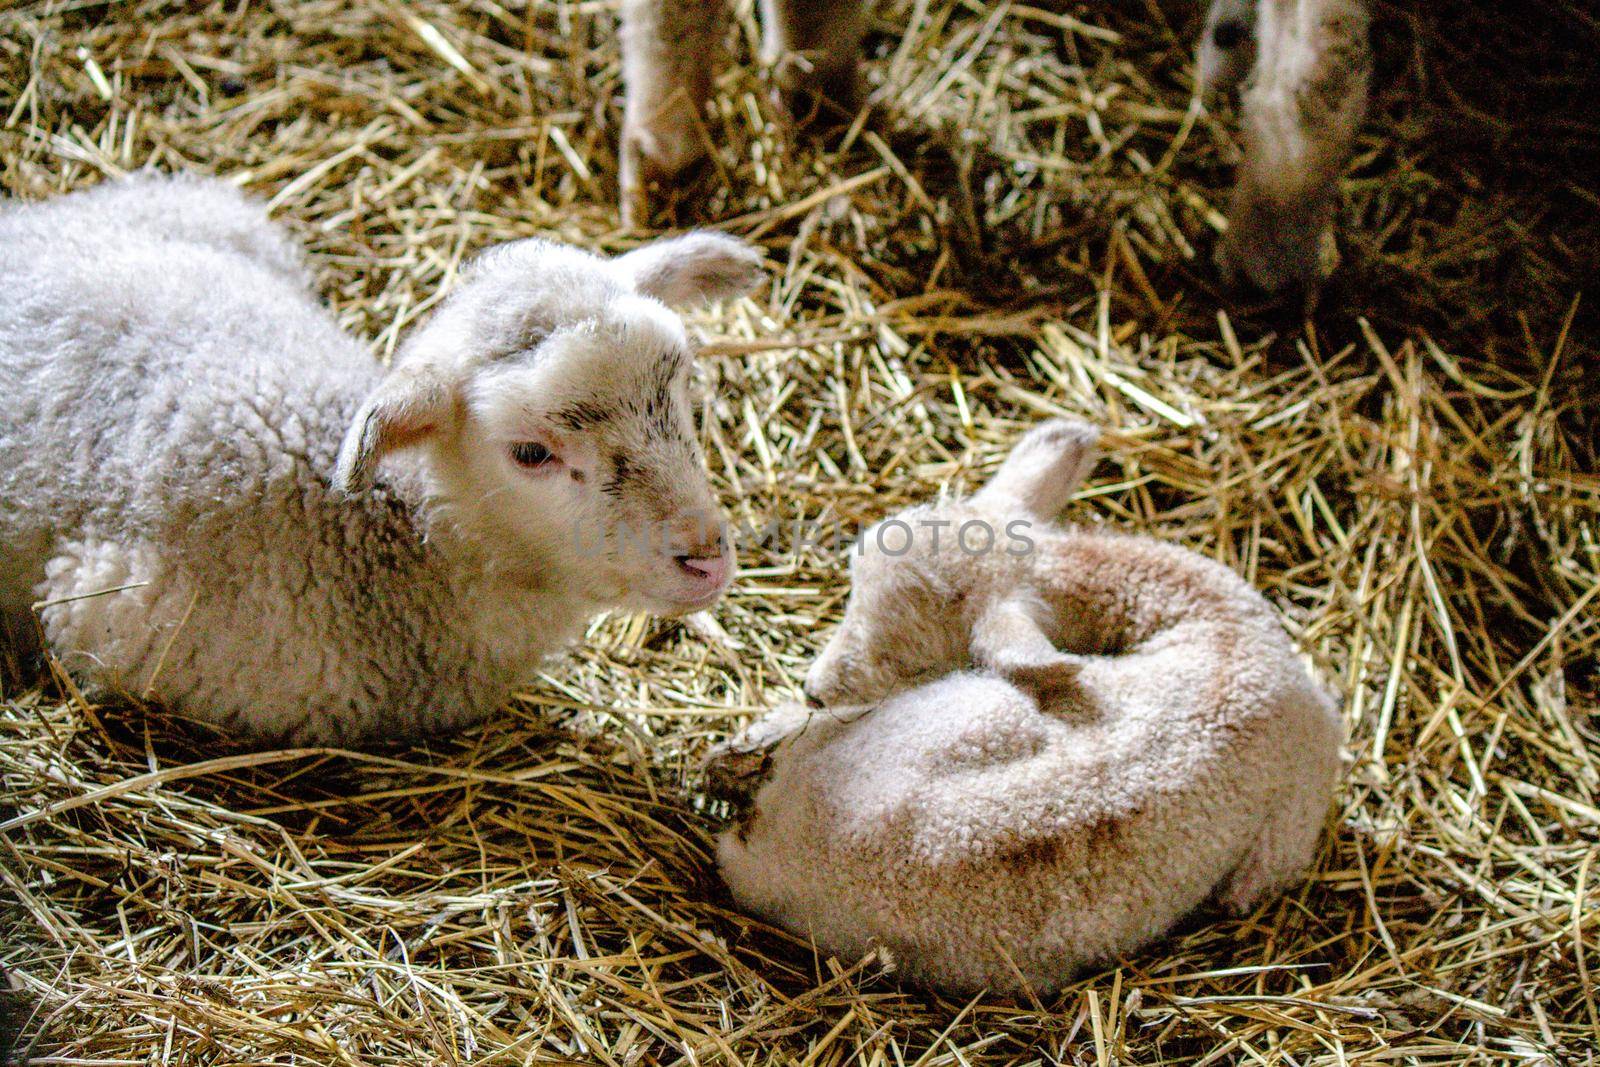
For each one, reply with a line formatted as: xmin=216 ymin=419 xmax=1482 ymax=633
xmin=703 ymin=701 xmax=811 ymax=808
xmin=704 ymin=700 xmax=868 ymax=811
xmin=1222 ymin=0 xmax=1371 ymax=292
xmin=619 ymin=0 xmax=727 ymax=227
xmin=760 ymin=0 xmax=868 ymax=118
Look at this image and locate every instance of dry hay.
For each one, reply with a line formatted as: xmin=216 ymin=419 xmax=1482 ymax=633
xmin=1 ymin=0 xmax=1597 ymax=1063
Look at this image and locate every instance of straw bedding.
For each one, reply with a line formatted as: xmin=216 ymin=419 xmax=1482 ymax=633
xmin=1 ymin=0 xmax=1596 ymax=1063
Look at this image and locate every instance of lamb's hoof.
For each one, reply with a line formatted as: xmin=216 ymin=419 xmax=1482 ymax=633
xmin=702 ymin=736 xmax=779 ymax=814
xmin=702 ymin=702 xmax=824 ymax=810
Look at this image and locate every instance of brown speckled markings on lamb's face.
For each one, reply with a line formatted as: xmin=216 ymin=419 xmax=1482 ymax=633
xmin=600 ymin=383 xmax=701 ymax=520
xmin=550 ymin=398 xmax=614 ymax=433
xmin=645 ymin=348 xmax=685 ymax=438
xmin=604 ymin=451 xmax=637 ymax=498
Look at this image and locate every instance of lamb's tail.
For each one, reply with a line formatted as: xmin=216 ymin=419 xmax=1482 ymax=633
xmin=1225 ymin=0 xmax=1372 ymax=291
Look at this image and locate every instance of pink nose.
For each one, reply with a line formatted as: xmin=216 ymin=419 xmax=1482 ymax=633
xmin=676 ymin=553 xmax=732 ymax=589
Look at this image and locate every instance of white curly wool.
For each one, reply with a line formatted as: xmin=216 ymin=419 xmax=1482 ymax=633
xmin=712 ymin=420 xmax=1343 ymax=995
xmin=0 ymin=174 xmax=764 ymax=744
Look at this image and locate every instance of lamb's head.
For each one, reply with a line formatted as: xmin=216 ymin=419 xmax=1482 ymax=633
xmin=800 ymin=502 xmax=971 ymax=708
xmin=804 ymin=418 xmax=1102 ymax=707
xmin=334 ymin=232 xmax=764 ymax=615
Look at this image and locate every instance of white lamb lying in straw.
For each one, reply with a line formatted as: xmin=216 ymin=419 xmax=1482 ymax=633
xmin=0 ymin=174 xmax=763 ymax=744
xmin=708 ymin=420 xmax=1343 ymax=995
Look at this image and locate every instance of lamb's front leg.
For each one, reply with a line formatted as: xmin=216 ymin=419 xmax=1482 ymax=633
xmin=619 ymin=0 xmax=727 ymax=226
xmin=703 ymin=700 xmax=871 ymax=812
xmin=759 ymin=0 xmax=869 ymax=117
xmin=969 ymin=595 xmax=1085 ymax=698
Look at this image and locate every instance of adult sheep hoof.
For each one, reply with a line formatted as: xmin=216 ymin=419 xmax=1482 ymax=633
xmin=1216 ymin=202 xmax=1342 ymax=298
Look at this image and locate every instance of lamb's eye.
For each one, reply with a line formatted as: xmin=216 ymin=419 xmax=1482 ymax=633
xmin=510 ymin=442 xmax=553 ymax=468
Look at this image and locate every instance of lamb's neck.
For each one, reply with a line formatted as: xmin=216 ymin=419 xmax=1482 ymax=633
xmin=372 ymin=452 xmax=601 ymax=648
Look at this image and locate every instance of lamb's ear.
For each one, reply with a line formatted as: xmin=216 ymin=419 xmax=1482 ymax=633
xmin=614 ymin=232 xmax=765 ymax=307
xmin=333 ymin=363 xmax=458 ymax=495
xmin=972 ymin=418 xmax=1101 ymax=521
xmin=970 ymin=596 xmax=1083 ymax=696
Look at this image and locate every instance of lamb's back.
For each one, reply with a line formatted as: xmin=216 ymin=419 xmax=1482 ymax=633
xmin=716 ymin=674 xmax=1247 ymax=990
xmin=0 ymin=204 xmax=377 ymax=552
xmin=0 ymin=196 xmax=485 ymax=738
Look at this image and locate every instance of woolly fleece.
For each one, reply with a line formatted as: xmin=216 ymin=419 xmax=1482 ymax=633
xmin=712 ymin=421 xmax=1344 ymax=995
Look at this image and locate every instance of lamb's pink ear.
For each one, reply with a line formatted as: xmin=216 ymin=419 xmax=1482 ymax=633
xmin=333 ymin=363 xmax=458 ymax=495
xmin=972 ymin=418 xmax=1101 ymax=521
xmin=614 ymin=232 xmax=765 ymax=307
xmin=970 ymin=596 xmax=1083 ymax=696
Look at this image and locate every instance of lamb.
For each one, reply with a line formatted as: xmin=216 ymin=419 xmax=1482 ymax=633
xmin=707 ymin=419 xmax=1343 ymax=995
xmin=0 ymin=173 xmax=765 ymax=745
xmin=618 ymin=0 xmax=1369 ymax=293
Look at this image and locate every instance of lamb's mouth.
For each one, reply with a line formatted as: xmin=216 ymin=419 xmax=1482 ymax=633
xmin=647 ymin=582 xmax=728 ymax=615
xmin=662 ymin=552 xmax=732 ymax=611
xmin=674 ymin=587 xmax=725 ymax=611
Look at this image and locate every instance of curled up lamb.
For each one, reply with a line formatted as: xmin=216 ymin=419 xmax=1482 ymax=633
xmin=0 ymin=174 xmax=764 ymax=745
xmin=706 ymin=419 xmax=1344 ymax=995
